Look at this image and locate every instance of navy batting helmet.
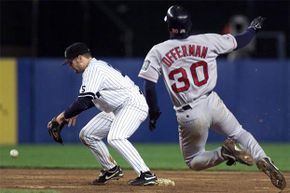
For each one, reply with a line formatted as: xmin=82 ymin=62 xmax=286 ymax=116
xmin=164 ymin=5 xmax=192 ymax=36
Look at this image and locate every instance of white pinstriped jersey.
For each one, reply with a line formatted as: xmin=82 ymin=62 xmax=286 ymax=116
xmin=78 ymin=58 xmax=151 ymax=174
xmin=79 ymin=58 xmax=142 ymax=113
xmin=138 ymin=33 xmax=237 ymax=108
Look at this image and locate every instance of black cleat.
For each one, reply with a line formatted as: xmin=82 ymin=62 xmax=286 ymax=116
xmin=92 ymin=165 xmax=124 ymax=185
xmin=221 ymin=139 xmax=254 ymax=166
xmin=128 ymin=171 xmax=158 ymax=186
xmin=256 ymin=158 xmax=286 ymax=190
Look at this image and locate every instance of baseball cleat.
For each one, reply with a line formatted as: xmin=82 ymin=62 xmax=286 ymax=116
xmin=221 ymin=138 xmax=254 ymax=166
xmin=256 ymin=158 xmax=286 ymax=190
xmin=92 ymin=165 xmax=124 ymax=185
xmin=128 ymin=171 xmax=158 ymax=186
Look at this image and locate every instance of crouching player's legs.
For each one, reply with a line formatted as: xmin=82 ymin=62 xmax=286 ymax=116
xmin=79 ymin=112 xmax=123 ymax=185
xmin=108 ymin=105 xmax=157 ymax=186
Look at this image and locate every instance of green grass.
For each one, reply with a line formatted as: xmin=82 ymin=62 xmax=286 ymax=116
xmin=0 ymin=143 xmax=289 ymax=171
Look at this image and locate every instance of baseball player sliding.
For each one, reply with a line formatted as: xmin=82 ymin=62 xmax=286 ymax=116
xmin=47 ymin=42 xmax=157 ymax=186
xmin=138 ymin=5 xmax=286 ymax=190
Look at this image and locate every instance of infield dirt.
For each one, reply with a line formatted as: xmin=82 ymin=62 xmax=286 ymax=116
xmin=0 ymin=169 xmax=289 ymax=193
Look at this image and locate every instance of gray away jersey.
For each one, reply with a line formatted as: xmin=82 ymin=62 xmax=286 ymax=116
xmin=138 ymin=33 xmax=237 ymax=108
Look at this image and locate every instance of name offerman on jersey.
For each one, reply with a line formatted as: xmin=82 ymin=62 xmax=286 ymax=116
xmin=162 ymin=44 xmax=208 ymax=67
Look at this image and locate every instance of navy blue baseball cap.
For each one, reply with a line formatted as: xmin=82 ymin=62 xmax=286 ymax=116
xmin=63 ymin=42 xmax=90 ymax=64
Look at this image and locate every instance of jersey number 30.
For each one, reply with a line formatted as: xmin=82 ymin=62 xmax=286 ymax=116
xmin=168 ymin=61 xmax=208 ymax=93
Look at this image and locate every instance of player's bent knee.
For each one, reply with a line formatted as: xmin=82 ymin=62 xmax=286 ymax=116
xmin=187 ymin=161 xmax=203 ymax=171
xmin=79 ymin=129 xmax=98 ymax=146
xmin=107 ymin=137 xmax=126 ymax=149
xmin=79 ymin=130 xmax=90 ymax=145
xmin=107 ymin=138 xmax=118 ymax=147
xmin=186 ymin=158 xmax=206 ymax=171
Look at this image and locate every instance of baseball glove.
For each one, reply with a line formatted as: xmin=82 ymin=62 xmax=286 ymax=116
xmin=249 ymin=16 xmax=266 ymax=31
xmin=48 ymin=117 xmax=67 ymax=144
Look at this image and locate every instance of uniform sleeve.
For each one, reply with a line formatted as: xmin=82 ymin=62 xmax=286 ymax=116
xmin=234 ymin=28 xmax=256 ymax=50
xmin=79 ymin=65 xmax=103 ymax=99
xmin=64 ymin=97 xmax=94 ymax=119
xmin=206 ymin=33 xmax=237 ymax=54
xmin=138 ymin=47 xmax=161 ymax=83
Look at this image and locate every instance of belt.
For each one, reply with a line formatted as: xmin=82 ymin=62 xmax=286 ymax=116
xmin=182 ymin=105 xmax=192 ymax=110
xmin=181 ymin=91 xmax=212 ymax=111
xmin=96 ymin=89 xmax=143 ymax=98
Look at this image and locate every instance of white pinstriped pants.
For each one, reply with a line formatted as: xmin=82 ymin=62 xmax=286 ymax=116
xmin=79 ymin=99 xmax=150 ymax=175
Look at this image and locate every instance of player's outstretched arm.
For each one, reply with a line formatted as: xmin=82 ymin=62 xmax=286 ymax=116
xmin=234 ymin=16 xmax=265 ymax=50
xmin=144 ymin=80 xmax=161 ymax=131
xmin=64 ymin=97 xmax=94 ymax=120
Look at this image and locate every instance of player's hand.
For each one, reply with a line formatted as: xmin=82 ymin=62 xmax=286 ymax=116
xmin=55 ymin=112 xmax=66 ymax=124
xmin=67 ymin=116 xmax=77 ymax=127
xmin=149 ymin=111 xmax=161 ymax=131
xmin=47 ymin=112 xmax=67 ymax=129
xmin=47 ymin=119 xmax=54 ymax=129
xmin=248 ymin=16 xmax=266 ymax=31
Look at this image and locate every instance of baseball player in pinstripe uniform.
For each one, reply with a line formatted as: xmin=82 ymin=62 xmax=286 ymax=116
xmin=138 ymin=5 xmax=286 ymax=190
xmin=48 ymin=42 xmax=157 ymax=186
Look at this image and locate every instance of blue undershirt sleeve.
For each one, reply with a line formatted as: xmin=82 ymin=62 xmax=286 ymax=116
xmin=64 ymin=96 xmax=94 ymax=119
xmin=234 ymin=28 xmax=256 ymax=50
xmin=144 ymin=80 xmax=159 ymax=113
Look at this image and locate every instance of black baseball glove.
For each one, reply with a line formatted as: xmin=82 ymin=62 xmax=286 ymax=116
xmin=149 ymin=111 xmax=161 ymax=131
xmin=48 ymin=117 xmax=67 ymax=144
xmin=249 ymin=16 xmax=266 ymax=31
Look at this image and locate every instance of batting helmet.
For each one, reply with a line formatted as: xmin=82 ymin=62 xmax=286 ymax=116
xmin=164 ymin=5 xmax=192 ymax=36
